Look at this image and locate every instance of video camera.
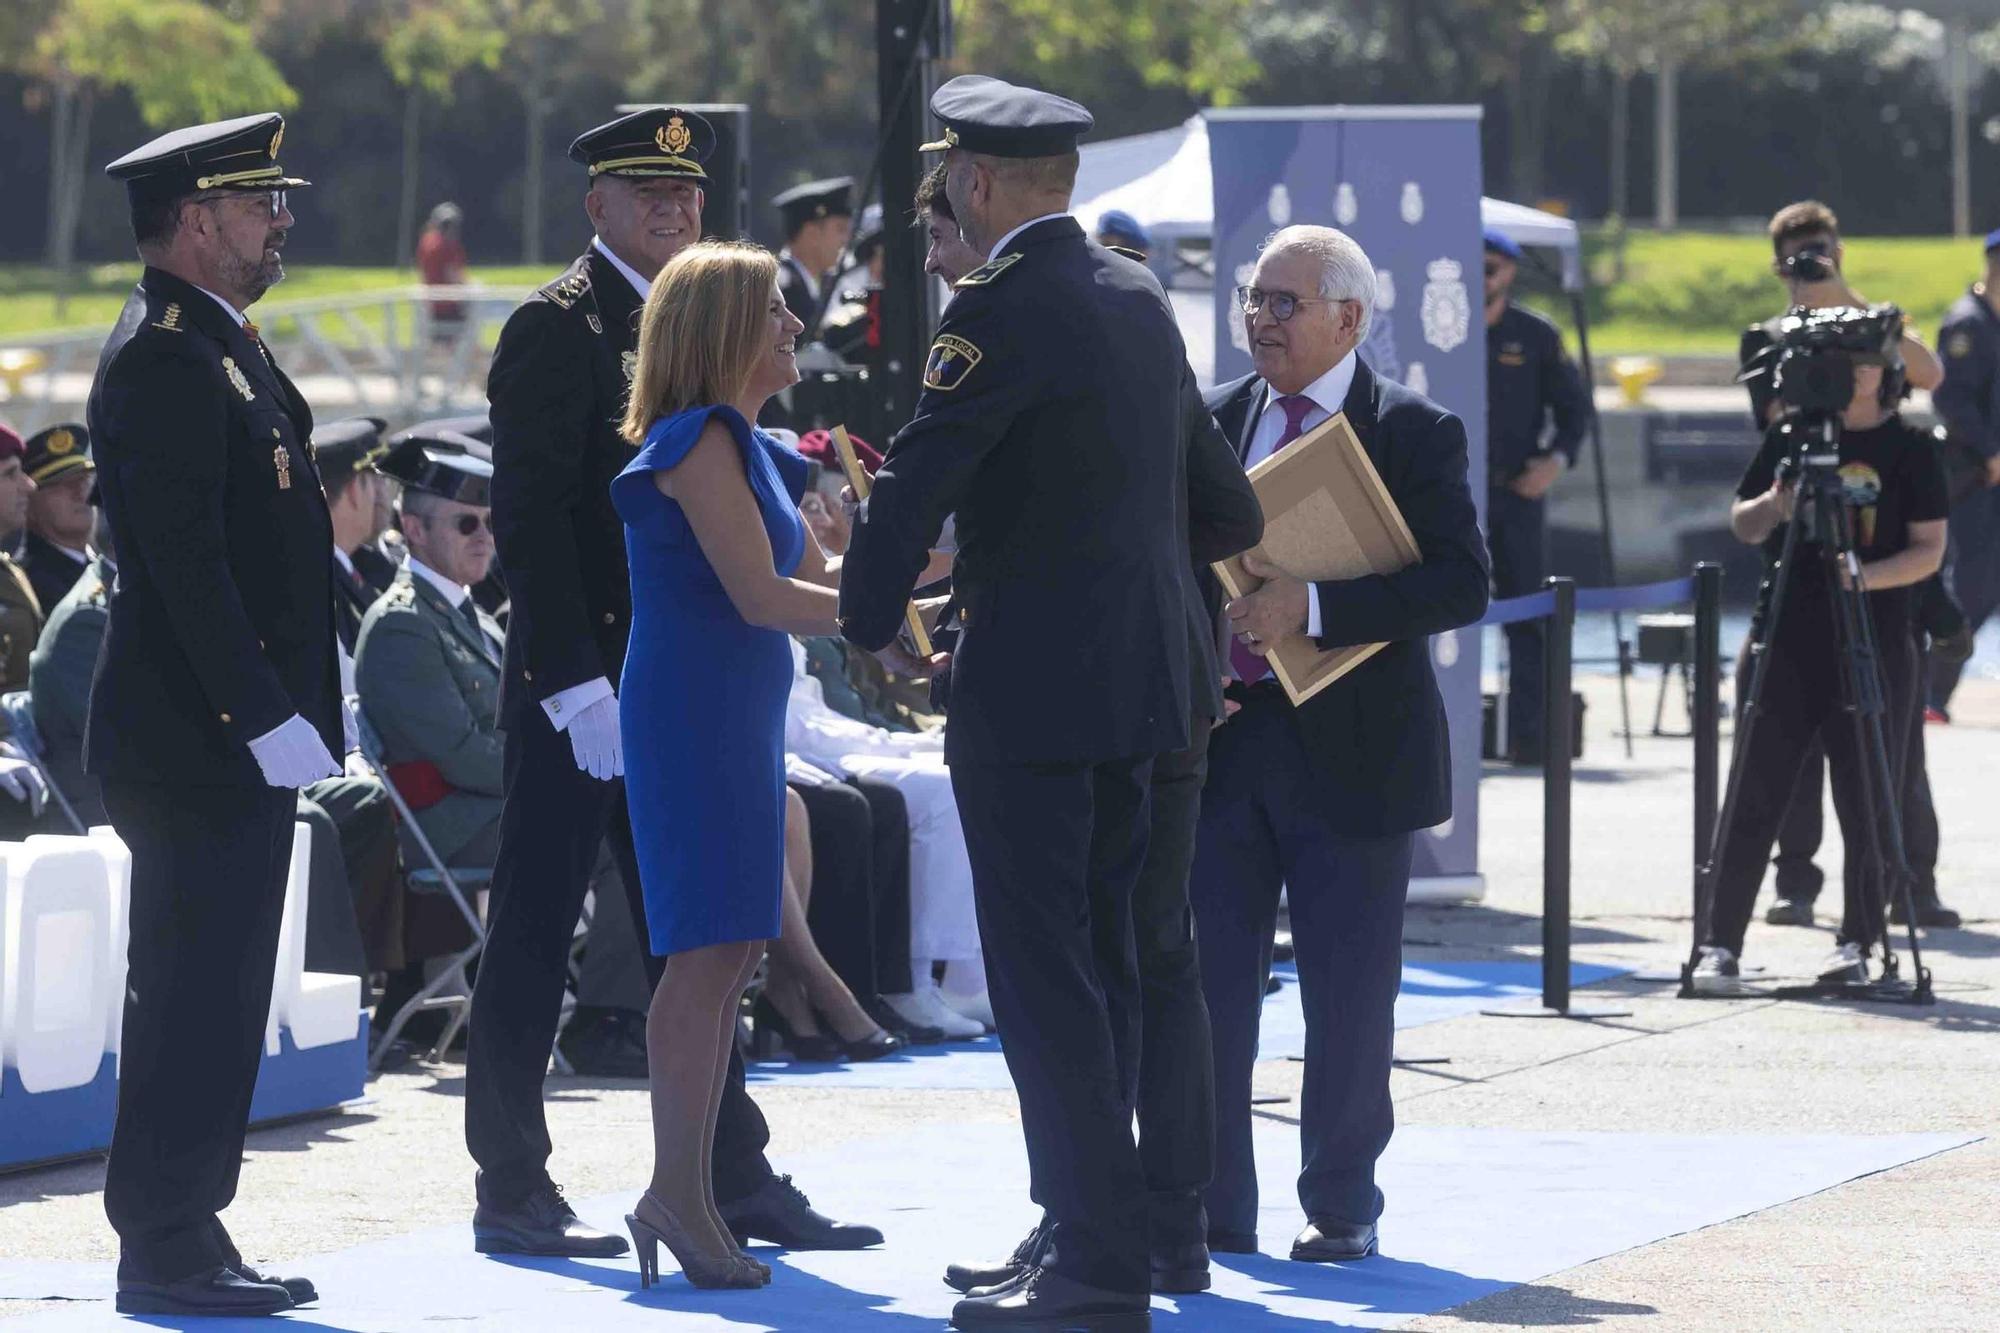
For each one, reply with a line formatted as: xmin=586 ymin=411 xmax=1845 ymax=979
xmin=1742 ymin=303 xmax=1908 ymax=422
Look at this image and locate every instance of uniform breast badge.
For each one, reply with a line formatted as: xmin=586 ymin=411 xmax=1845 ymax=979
xmin=273 ymin=443 xmax=292 ymax=490
xmin=222 ymin=356 xmax=256 ymax=402
xmin=923 ymin=335 xmax=982 ymax=392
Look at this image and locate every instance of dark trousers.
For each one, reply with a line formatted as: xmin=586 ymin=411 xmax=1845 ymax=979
xmin=1487 ymin=490 xmax=1547 ymax=758
xmin=1930 ymin=486 xmax=2000 ymax=709
xmin=465 ymin=713 xmax=772 ymax=1206
xmin=791 ymin=776 xmax=914 ymax=997
xmin=1771 ymin=741 xmax=1826 ymax=905
xmin=1132 ymin=724 xmax=1216 ymax=1244
xmin=298 ymin=775 xmax=401 ymax=978
xmin=1706 ymin=596 xmax=1916 ymax=956
xmin=100 ymin=779 xmax=297 ymax=1281
xmin=950 ymin=753 xmax=1154 ymax=1295
xmin=1903 ymin=642 xmax=1943 ymax=900
xmin=1190 ymin=693 xmax=1412 ymax=1238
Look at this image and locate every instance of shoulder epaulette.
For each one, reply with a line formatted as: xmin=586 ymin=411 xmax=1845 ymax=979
xmin=148 ymin=299 xmax=186 ymax=334
xmin=1104 ymin=245 xmax=1147 ymax=263
xmin=954 ymin=252 xmax=1024 ymax=289
xmin=540 ymin=259 xmax=594 ymax=311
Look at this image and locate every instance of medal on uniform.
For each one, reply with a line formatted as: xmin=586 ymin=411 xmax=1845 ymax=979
xmin=273 ymin=443 xmax=292 ymax=490
xmin=223 ymin=356 xmax=256 ymax=402
xmin=621 ymin=350 xmax=636 ymax=383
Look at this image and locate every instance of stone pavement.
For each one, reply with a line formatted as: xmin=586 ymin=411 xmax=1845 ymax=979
xmin=2 ymin=673 xmax=1995 ymax=1330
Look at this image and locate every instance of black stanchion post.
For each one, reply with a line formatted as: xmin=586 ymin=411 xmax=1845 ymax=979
xmin=1692 ymin=563 xmax=1721 ymax=881
xmin=1484 ymin=579 xmax=1629 ymax=1020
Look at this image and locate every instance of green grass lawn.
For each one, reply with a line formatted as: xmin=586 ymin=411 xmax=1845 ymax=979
xmin=0 ymin=232 xmax=1988 ymax=355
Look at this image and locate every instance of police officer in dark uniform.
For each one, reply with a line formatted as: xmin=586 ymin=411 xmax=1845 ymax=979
xmin=1929 ymin=229 xmax=2000 ymax=714
xmin=468 ymin=105 xmax=876 ymax=1260
xmin=313 ymin=416 xmax=394 ymax=654
xmin=18 ymin=422 xmax=97 ymax=613
xmin=842 ymin=75 xmax=1194 ymax=1332
xmin=1482 ymin=228 xmax=1588 ymax=763
xmin=89 ymin=112 xmax=334 ymax=1318
xmin=773 ymin=176 xmax=855 ymax=328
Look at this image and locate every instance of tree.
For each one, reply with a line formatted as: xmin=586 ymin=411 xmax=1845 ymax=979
xmin=10 ymin=0 xmax=295 ymax=290
xmin=380 ymin=0 xmax=502 ymax=264
xmin=485 ymin=0 xmax=619 ymax=266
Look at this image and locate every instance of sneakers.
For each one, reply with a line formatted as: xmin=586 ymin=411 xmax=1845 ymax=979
xmin=1763 ymin=897 xmax=1814 ymax=927
xmin=1689 ymin=946 xmax=1743 ymax=994
xmin=1817 ymin=941 xmax=1867 ymax=984
xmin=882 ymin=983 xmax=986 ymax=1042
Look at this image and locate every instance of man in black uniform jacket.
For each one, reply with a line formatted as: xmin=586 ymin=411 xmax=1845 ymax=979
xmin=1199 ymin=226 xmax=1489 ymax=1265
xmin=1481 ymin=228 xmax=1587 ymax=762
xmin=468 ymin=105 xmax=875 ymax=1258
xmin=773 ymin=176 xmax=855 ymax=329
xmin=314 ymin=416 xmax=393 ymax=655
xmin=89 ymin=113 xmax=337 ymax=1318
xmin=18 ymin=422 xmax=98 ymax=614
xmin=842 ymin=76 xmax=1196 ymax=1332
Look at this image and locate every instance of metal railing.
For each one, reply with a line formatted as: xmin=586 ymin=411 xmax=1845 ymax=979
xmin=0 ymin=284 xmax=529 ymax=432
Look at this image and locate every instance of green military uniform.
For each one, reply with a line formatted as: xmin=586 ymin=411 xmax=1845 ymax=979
xmin=354 ymin=566 xmax=504 ymax=866
xmin=27 ymin=554 xmax=108 ymax=819
xmin=0 ymin=550 xmax=43 ymax=693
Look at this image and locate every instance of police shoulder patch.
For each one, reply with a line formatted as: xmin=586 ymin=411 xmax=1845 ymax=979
xmin=953 ymin=252 xmax=1023 ymax=288
xmin=923 ymin=334 xmax=983 ymax=392
xmin=1947 ymin=331 xmax=1974 ymax=359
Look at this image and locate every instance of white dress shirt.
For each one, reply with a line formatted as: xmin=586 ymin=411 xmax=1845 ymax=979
xmin=986 ymin=212 xmax=1071 ymax=260
xmin=592 ymin=236 xmax=651 ymax=298
xmin=194 ymin=284 xmax=248 ymax=329
xmin=1244 ymin=352 xmax=1359 ymax=639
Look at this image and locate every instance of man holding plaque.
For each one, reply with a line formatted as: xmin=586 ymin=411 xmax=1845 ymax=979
xmin=1192 ymin=225 xmax=1489 ymax=1264
xmin=841 ymin=75 xmax=1196 ymax=1331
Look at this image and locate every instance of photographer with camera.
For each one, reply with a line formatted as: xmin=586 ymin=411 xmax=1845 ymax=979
xmin=1694 ymin=307 xmax=1948 ymax=993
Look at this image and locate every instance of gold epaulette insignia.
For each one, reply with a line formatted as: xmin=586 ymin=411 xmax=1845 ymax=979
xmin=953 ymin=252 xmax=1023 ymax=288
xmin=150 ymin=302 xmax=184 ymax=333
xmin=545 ymin=270 xmax=591 ymax=310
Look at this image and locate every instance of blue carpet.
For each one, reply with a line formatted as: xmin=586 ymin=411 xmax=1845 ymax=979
xmin=743 ymin=960 xmax=1628 ymax=1090
xmin=2 ymin=1121 xmax=1971 ymax=1330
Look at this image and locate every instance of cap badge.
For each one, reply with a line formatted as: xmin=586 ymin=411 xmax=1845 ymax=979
xmin=944 ymin=128 xmax=959 ymax=147
xmin=661 ymin=116 xmax=693 ymax=156
xmin=269 ymin=124 xmax=284 ymax=159
xmin=47 ymin=430 xmax=74 ymax=456
xmin=222 ymin=356 xmax=256 ymax=402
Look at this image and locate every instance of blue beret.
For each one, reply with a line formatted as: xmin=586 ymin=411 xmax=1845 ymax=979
xmin=570 ymin=106 xmax=714 ymax=181
xmin=1483 ymin=228 xmax=1523 ymax=261
xmin=1984 ymin=227 xmax=2000 ymax=254
xmin=1095 ymin=210 xmax=1151 ymax=250
xmin=105 ymin=113 xmax=308 ymax=204
xmin=920 ymin=75 xmax=1093 ymax=159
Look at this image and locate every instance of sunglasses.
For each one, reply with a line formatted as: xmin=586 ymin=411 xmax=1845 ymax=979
xmin=195 ymin=189 xmax=288 ymax=222
xmin=439 ymin=512 xmax=492 ymax=537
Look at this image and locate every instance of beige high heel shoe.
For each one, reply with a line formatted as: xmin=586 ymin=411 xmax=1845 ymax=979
xmin=626 ymin=1193 xmax=764 ymax=1290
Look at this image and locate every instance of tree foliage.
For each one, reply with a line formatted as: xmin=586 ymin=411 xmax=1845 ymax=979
xmin=36 ymin=0 xmax=294 ymax=125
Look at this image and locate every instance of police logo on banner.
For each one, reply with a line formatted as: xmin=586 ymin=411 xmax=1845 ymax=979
xmin=1420 ymin=258 xmax=1471 ymax=354
xmin=1335 ymin=182 xmax=1358 ymax=227
xmin=923 ymin=335 xmax=982 ymax=392
xmin=1267 ymin=184 xmax=1293 ymax=226
xmin=1401 ymin=182 xmax=1424 ymax=224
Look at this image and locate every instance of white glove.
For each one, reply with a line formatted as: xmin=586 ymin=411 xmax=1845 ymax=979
xmin=0 ymin=757 xmax=47 ymax=816
xmin=341 ymin=697 xmax=360 ymax=755
xmin=567 ymin=692 xmax=624 ymax=781
xmin=247 ymin=714 xmax=342 ymax=789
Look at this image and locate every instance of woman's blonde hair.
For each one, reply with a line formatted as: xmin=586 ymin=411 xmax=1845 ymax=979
xmin=621 ymin=239 xmax=780 ymax=444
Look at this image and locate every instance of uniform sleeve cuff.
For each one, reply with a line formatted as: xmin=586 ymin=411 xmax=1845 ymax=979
xmin=542 ymin=676 xmax=614 ymax=732
xmin=1306 ymin=584 xmax=1323 ymax=639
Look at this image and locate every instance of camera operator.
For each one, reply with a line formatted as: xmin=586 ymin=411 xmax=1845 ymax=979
xmin=1737 ymin=201 xmax=1950 ymax=932
xmin=1694 ymin=315 xmax=1948 ymax=993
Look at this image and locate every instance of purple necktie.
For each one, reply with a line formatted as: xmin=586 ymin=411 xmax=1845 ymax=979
xmin=1229 ymin=394 xmax=1317 ymax=686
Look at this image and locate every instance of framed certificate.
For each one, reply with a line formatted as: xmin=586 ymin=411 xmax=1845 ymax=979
xmin=831 ymin=424 xmax=934 ymax=658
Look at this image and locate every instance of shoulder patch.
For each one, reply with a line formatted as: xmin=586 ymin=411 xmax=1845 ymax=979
xmin=1947 ymin=331 xmax=1974 ymax=359
xmin=954 ymin=252 xmax=1023 ymax=288
xmin=923 ymin=334 xmax=983 ymax=392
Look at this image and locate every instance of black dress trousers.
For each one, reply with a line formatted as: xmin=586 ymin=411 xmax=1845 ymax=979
xmin=949 ymin=753 xmax=1155 ymax=1294
xmin=100 ymin=779 xmax=297 ymax=1282
xmin=790 ymin=775 xmax=914 ymax=999
xmin=464 ymin=712 xmax=772 ymax=1205
xmin=1486 ymin=489 xmax=1549 ymax=759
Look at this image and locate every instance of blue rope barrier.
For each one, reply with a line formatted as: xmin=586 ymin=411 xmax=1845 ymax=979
xmin=1477 ymin=576 xmax=1698 ymax=628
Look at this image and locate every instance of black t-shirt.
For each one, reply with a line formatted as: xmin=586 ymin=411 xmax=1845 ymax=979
xmin=1735 ymin=413 xmax=1949 ymax=619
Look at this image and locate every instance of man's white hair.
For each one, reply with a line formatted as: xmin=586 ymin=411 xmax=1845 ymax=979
xmin=1260 ymin=224 xmax=1376 ymax=343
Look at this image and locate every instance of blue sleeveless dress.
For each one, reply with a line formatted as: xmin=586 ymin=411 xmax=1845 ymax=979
xmin=611 ymin=404 xmax=809 ymax=955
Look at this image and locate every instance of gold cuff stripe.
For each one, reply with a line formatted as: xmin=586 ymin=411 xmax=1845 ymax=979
xmin=588 ymin=154 xmax=704 ymax=176
xmin=194 ymin=165 xmax=285 ymax=190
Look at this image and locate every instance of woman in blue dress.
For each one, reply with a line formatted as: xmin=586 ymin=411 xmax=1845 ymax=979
xmin=611 ymin=240 xmax=866 ymax=1290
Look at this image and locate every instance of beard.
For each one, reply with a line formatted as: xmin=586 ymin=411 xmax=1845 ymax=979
xmin=222 ymin=236 xmax=286 ymax=303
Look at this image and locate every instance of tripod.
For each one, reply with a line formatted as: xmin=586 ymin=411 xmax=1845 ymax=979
xmin=1682 ymin=414 xmax=1934 ymax=1005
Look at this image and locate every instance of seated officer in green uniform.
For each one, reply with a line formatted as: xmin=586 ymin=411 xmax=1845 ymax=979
xmin=0 ymin=423 xmax=43 ymax=697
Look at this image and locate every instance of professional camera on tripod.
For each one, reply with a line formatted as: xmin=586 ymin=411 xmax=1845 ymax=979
xmin=1686 ymin=303 xmax=1949 ymax=1003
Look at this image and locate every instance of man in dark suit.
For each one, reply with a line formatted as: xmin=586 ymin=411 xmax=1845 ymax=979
xmin=18 ymin=422 xmax=98 ymax=614
xmin=313 ymin=416 xmax=393 ymax=658
xmin=469 ymin=106 xmax=875 ymax=1259
xmin=842 ymin=76 xmax=1197 ymax=1331
xmin=1195 ymin=225 xmax=1489 ymax=1265
xmin=88 ymin=113 xmax=336 ymax=1317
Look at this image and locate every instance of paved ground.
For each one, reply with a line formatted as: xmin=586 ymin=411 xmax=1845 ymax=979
xmin=3 ymin=674 xmax=1996 ymax=1330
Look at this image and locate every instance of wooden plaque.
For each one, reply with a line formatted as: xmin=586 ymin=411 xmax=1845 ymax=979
xmin=830 ymin=424 xmax=934 ymax=658
xmin=1211 ymin=410 xmax=1420 ymax=704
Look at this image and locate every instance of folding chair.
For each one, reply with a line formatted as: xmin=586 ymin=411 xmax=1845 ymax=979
xmin=351 ymin=698 xmax=491 ymax=1070
xmin=0 ymin=691 xmax=88 ymax=834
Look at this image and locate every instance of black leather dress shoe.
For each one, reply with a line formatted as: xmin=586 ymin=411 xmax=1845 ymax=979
xmin=232 ymin=1262 xmax=317 ymax=1306
xmin=720 ymin=1173 xmax=882 ymax=1250
xmin=1149 ymin=1238 xmax=1210 ymax=1293
xmin=950 ymin=1267 xmax=1151 ymax=1330
xmin=473 ymin=1179 xmax=629 ymax=1257
xmin=557 ymin=1008 xmax=650 ymax=1078
xmin=945 ymin=1218 xmax=1053 ymax=1293
xmin=115 ymin=1266 xmax=292 ymax=1316
xmin=1891 ymin=896 xmax=1962 ymax=928
xmin=1205 ymin=1228 xmax=1258 ymax=1255
xmin=1290 ymin=1218 xmax=1378 ymax=1263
